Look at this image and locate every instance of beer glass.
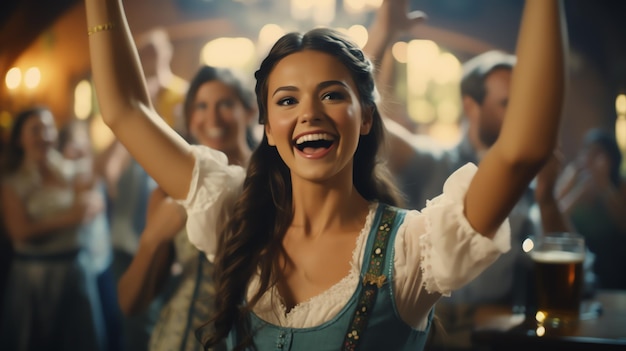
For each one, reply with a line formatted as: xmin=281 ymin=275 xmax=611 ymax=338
xmin=529 ymin=232 xmax=585 ymax=328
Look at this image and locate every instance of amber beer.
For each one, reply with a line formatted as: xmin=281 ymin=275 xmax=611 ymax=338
xmin=531 ymin=249 xmax=584 ymax=326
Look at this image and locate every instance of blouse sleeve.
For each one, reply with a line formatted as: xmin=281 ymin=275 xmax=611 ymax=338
xmin=393 ymin=163 xmax=511 ymax=328
xmin=176 ymin=145 xmax=246 ymax=261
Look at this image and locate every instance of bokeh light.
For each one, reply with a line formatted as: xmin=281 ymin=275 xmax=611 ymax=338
xmin=201 ymin=37 xmax=255 ymax=69
xmin=74 ymin=80 xmax=93 ymax=120
xmin=5 ymin=67 xmax=21 ymax=90
xmin=24 ymin=67 xmax=41 ymax=89
xmin=392 ymin=41 xmax=408 ymax=64
xmin=522 ymin=238 xmax=535 ymax=253
xmin=347 ymin=25 xmax=368 ymax=48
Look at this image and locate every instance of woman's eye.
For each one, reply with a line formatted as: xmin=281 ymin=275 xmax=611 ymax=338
xmin=277 ymin=97 xmax=297 ymax=106
xmin=218 ymin=99 xmax=235 ymax=110
xmin=194 ymin=102 xmax=207 ymax=111
xmin=322 ymin=91 xmax=344 ymax=101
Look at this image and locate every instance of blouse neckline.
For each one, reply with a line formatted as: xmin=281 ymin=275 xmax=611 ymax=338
xmin=249 ymin=202 xmax=380 ymax=328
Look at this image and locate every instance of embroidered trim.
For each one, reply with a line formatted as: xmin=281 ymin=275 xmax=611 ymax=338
xmin=342 ymin=205 xmax=397 ymax=351
xmin=419 ymin=204 xmax=438 ymax=295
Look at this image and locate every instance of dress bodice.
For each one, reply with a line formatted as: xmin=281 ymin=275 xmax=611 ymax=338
xmin=228 ymin=205 xmax=433 ymax=351
xmin=5 ymin=165 xmax=84 ymax=254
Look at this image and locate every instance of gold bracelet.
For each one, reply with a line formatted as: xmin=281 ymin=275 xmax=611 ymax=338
xmin=87 ymin=22 xmax=116 ymax=36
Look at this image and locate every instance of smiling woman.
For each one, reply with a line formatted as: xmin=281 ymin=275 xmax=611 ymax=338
xmin=0 ymin=107 xmax=109 ymax=350
xmin=84 ymin=0 xmax=566 ymax=349
xmin=116 ymin=65 xmax=256 ymax=351
xmin=264 ymin=49 xmax=374 ymax=183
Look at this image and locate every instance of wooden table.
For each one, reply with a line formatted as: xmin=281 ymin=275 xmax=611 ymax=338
xmin=471 ymin=290 xmax=626 ymax=351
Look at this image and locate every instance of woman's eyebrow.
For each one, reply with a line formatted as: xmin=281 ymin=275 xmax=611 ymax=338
xmin=272 ymin=85 xmax=297 ymax=97
xmin=318 ymin=80 xmax=348 ymax=90
xmin=271 ymin=80 xmax=348 ymax=97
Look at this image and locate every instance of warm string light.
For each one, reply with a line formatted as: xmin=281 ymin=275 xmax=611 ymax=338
xmin=5 ymin=66 xmax=41 ymax=90
xmin=4 ymin=66 xmax=40 ymax=115
xmin=5 ymin=67 xmax=21 ymax=90
xmin=24 ymin=67 xmax=41 ymax=89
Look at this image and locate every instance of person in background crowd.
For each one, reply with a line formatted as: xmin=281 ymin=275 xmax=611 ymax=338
xmin=557 ymin=128 xmax=626 ymax=290
xmin=58 ymin=119 xmax=123 ymax=351
xmin=137 ymin=27 xmax=189 ymax=134
xmin=0 ymin=107 xmax=107 ymax=351
xmin=118 ymin=65 xmax=256 ymax=351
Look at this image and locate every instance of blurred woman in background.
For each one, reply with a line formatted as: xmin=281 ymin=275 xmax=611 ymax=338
xmin=117 ymin=65 xmax=256 ymax=351
xmin=0 ymin=107 xmax=108 ymax=351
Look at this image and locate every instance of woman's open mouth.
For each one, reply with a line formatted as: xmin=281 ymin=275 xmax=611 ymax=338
xmin=293 ymin=132 xmax=337 ymax=158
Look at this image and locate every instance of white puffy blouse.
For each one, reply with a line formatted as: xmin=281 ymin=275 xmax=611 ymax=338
xmin=178 ymin=145 xmax=510 ymax=331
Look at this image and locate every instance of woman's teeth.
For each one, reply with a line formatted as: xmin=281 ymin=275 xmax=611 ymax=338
xmin=205 ymin=128 xmax=224 ymax=139
xmin=295 ymin=133 xmax=334 ymax=145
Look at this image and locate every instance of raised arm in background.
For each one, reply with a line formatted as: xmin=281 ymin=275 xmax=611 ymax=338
xmin=362 ymin=0 xmax=429 ymax=176
xmin=362 ymin=0 xmax=425 ymax=70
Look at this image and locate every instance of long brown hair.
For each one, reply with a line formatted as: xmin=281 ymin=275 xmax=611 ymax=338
xmin=201 ymin=28 xmax=403 ymax=350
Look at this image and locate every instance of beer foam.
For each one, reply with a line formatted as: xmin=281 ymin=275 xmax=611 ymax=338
xmin=530 ymin=250 xmax=585 ymax=263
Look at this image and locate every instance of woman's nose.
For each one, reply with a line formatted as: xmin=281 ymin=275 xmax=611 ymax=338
xmin=298 ymin=97 xmax=323 ymax=124
xmin=200 ymin=108 xmax=219 ymax=126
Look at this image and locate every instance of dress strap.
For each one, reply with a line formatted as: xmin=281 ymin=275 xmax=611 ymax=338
xmin=342 ymin=204 xmax=400 ymax=351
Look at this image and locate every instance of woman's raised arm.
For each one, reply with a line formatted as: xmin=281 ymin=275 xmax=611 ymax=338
xmin=85 ymin=0 xmax=193 ymax=199
xmin=465 ymin=0 xmax=567 ymax=236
